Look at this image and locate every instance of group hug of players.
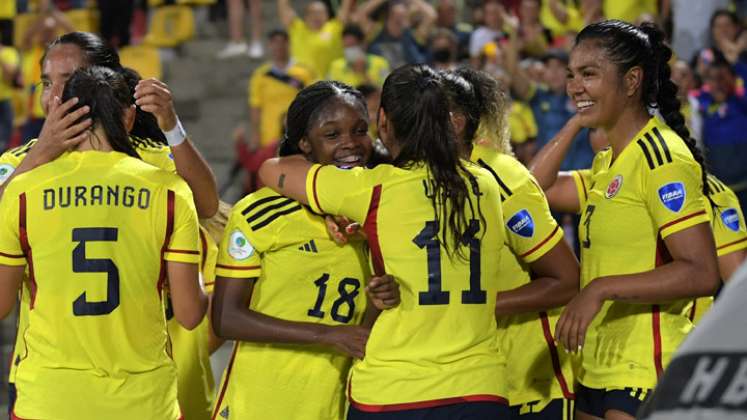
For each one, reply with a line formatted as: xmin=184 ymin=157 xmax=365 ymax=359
xmin=0 ymin=17 xmax=744 ymax=420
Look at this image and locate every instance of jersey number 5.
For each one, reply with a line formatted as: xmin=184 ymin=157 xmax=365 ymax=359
xmin=72 ymin=227 xmax=120 ymax=316
xmin=415 ymin=219 xmax=486 ymax=305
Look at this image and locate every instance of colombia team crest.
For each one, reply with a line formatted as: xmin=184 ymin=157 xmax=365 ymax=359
xmin=605 ymin=175 xmax=623 ymax=199
xmin=721 ymin=208 xmax=741 ymax=232
xmin=658 ymin=182 xmax=686 ymax=213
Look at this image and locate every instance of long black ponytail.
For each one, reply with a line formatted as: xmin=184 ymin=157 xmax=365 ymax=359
xmin=381 ymin=64 xmax=476 ymax=257
xmin=62 ymin=66 xmax=140 ymax=159
xmin=576 ymin=20 xmax=710 ymax=198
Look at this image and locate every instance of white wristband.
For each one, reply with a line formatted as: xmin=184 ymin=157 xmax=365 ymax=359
xmin=164 ymin=118 xmax=187 ymax=147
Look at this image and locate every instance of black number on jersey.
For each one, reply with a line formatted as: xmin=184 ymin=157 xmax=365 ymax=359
xmin=582 ymin=204 xmax=596 ymax=249
xmin=415 ymin=219 xmax=486 ymax=305
xmin=307 ymin=273 xmax=361 ymax=323
xmin=72 ymin=227 xmax=120 ymax=316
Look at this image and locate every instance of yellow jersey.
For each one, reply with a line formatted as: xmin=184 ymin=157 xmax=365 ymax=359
xmin=211 ymin=187 xmax=370 ymax=420
xmin=289 ymin=17 xmax=343 ymax=78
xmin=20 ymin=46 xmax=45 ymax=121
xmin=508 ymin=101 xmax=539 ymax=144
xmin=688 ymin=175 xmax=747 ymax=324
xmin=0 ymin=0 xmax=15 ymax=18
xmin=603 ymin=0 xmax=657 ymax=24
xmin=168 ymin=227 xmax=218 ymax=420
xmin=472 ymin=145 xmax=573 ymax=408
xmin=249 ymin=62 xmax=315 ymax=146
xmin=571 ymin=117 xmax=709 ymax=390
xmin=327 ymin=54 xmax=390 ymax=87
xmin=0 ymin=46 xmax=19 ymax=101
xmin=306 ymin=162 xmax=507 ymax=410
xmin=4 ymin=138 xmax=177 ymax=386
xmin=0 ymin=150 xmax=201 ymax=420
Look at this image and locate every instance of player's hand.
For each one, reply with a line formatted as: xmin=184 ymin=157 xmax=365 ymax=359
xmin=325 ymin=216 xmax=367 ymax=245
xmin=554 ymin=282 xmax=604 ymax=355
xmin=366 ymin=274 xmax=400 ymax=310
xmin=29 ymin=96 xmax=91 ymax=167
xmin=321 ymin=325 xmax=371 ymax=359
xmin=134 ymin=78 xmax=178 ymax=132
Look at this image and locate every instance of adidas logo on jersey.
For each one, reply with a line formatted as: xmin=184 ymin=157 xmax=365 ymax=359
xmin=298 ymin=240 xmax=318 ymax=253
xmin=220 ymin=406 xmax=229 ymax=418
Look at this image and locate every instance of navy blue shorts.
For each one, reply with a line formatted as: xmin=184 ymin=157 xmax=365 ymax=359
xmin=347 ymin=401 xmax=512 ymax=419
xmin=575 ymin=384 xmax=651 ymax=418
xmin=509 ymin=398 xmax=574 ymax=419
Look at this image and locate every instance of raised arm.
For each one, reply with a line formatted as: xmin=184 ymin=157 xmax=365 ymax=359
xmin=353 ymin=0 xmax=388 ymax=35
xmin=528 ymin=115 xmax=584 ymax=213
xmin=547 ymin=0 xmax=569 ymax=25
xmin=556 ymin=223 xmax=719 ymax=353
xmin=410 ymin=0 xmax=437 ymax=44
xmin=277 ymin=0 xmax=298 ymax=28
xmin=337 ymin=0 xmax=356 ymax=24
xmin=21 ymin=10 xmax=75 ymax=51
xmin=212 ymin=276 xmax=370 ymax=358
xmin=134 ymin=79 xmax=219 ymax=218
xmin=258 ymin=155 xmax=313 ymax=203
xmin=502 ymin=34 xmax=533 ymax=101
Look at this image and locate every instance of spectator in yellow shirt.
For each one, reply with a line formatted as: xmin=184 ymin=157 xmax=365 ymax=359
xmin=248 ymin=29 xmax=315 ymax=150
xmin=328 ymin=24 xmax=390 ymax=87
xmin=277 ymin=0 xmax=354 ymax=79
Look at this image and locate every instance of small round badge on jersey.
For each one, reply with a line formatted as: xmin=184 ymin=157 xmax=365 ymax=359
xmin=605 ymin=175 xmax=623 ymax=199
xmin=0 ymin=164 xmax=15 ymax=185
xmin=721 ymin=208 xmax=741 ymax=232
xmin=228 ymin=229 xmax=254 ymax=260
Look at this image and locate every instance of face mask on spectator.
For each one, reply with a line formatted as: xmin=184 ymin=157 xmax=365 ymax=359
xmin=344 ymin=47 xmax=366 ymax=63
xmin=432 ymin=48 xmax=452 ymax=63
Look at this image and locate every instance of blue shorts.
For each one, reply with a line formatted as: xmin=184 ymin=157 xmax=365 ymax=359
xmin=509 ymin=398 xmax=574 ymax=419
xmin=8 ymin=382 xmax=16 ymax=417
xmin=575 ymin=384 xmax=651 ymax=418
xmin=347 ymin=401 xmax=512 ymax=419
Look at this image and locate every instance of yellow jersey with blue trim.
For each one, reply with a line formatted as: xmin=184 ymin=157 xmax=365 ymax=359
xmin=570 ymin=117 xmax=709 ymax=390
xmin=0 ymin=150 xmax=200 ymax=420
xmin=211 ymin=187 xmax=370 ymax=420
xmin=2 ymin=136 xmax=177 ymax=386
xmin=472 ymin=145 xmax=573 ymax=407
xmin=305 ymin=162 xmax=507 ymax=411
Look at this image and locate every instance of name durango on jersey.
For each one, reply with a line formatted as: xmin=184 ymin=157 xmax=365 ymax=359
xmin=42 ymin=185 xmax=152 ymax=211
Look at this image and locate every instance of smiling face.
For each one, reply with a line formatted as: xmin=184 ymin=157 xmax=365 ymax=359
xmin=566 ymin=40 xmax=639 ymax=129
xmin=41 ymin=44 xmax=87 ymax=115
xmin=300 ymin=95 xmax=373 ymax=168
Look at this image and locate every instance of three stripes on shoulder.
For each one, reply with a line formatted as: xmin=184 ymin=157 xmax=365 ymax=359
xmin=241 ymin=195 xmax=302 ymax=231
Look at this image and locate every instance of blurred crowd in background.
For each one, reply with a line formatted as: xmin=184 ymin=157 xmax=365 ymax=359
xmin=1 ymin=0 xmax=747 ymax=214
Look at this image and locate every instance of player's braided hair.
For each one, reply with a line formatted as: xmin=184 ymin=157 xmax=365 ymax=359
xmin=381 ymin=64 xmax=477 ymax=259
xmin=44 ymin=32 xmax=167 ymax=145
xmin=576 ymin=20 xmax=710 ymax=198
xmin=62 ymin=66 xmax=140 ymax=159
xmin=280 ymin=80 xmax=367 ymax=157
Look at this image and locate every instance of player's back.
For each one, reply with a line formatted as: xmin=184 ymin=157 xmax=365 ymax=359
xmin=6 ymin=150 xmax=193 ymax=420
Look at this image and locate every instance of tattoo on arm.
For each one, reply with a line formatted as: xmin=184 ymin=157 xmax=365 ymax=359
xmin=278 ymin=174 xmax=286 ymax=189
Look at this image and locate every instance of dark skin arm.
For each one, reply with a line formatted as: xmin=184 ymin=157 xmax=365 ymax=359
xmin=718 ymin=249 xmax=747 ymax=282
xmin=212 ymin=276 xmax=370 ymax=359
xmin=258 ymin=155 xmax=313 ymax=204
xmin=0 ymin=265 xmax=24 ymax=319
xmin=494 ymin=239 xmax=579 ymax=317
xmin=555 ymin=222 xmax=720 ymax=353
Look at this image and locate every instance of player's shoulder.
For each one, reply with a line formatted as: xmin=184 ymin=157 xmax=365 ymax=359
xmin=707 ymin=174 xmax=739 ymax=204
xmin=2 ymin=138 xmax=37 ymax=162
xmin=632 ymin=118 xmax=696 ymax=172
xmin=131 ymin=135 xmax=169 ymax=153
xmin=470 ymin=147 xmax=531 ymax=200
xmin=233 ymin=187 xmax=305 ymax=235
xmin=252 ymin=62 xmax=274 ymax=78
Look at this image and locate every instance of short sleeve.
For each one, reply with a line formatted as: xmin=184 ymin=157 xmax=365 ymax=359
xmin=0 ymin=190 xmax=25 ymax=267
xmin=139 ymin=145 xmax=177 ymax=173
xmin=571 ymin=169 xmax=592 ymax=210
xmin=249 ymin=69 xmax=262 ymax=107
xmin=199 ymin=228 xmax=219 ymax=292
xmin=164 ymin=187 xmax=201 ymax=264
xmin=305 ymin=164 xmax=373 ymax=223
xmin=645 ymin=161 xmax=709 ymax=239
xmin=710 ymin=198 xmax=747 ymax=257
xmin=215 ymin=207 xmax=261 ymax=279
xmin=0 ymin=150 xmax=22 ymax=186
xmin=503 ymin=178 xmax=564 ymax=263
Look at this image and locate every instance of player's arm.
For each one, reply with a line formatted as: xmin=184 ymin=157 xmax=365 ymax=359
xmin=167 ymin=261 xmax=207 ymax=330
xmin=495 ymin=241 xmax=579 ymax=316
xmin=277 ymin=0 xmax=298 ymax=28
xmin=718 ymin=250 xmax=747 ymax=282
xmin=258 ymin=155 xmax=313 ymax=204
xmin=528 ymin=114 xmax=583 ymax=213
xmin=211 ymin=277 xmax=370 ymax=359
xmin=134 ymin=78 xmax=219 ymax=218
xmin=337 ymin=0 xmax=355 ymax=24
xmin=0 ymin=265 xmax=23 ymax=319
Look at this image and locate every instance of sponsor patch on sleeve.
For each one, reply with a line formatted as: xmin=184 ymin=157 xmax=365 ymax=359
xmin=658 ymin=182 xmax=686 ymax=213
xmin=227 ymin=229 xmax=254 ymax=260
xmin=0 ymin=164 xmax=15 ymax=185
xmin=507 ymin=209 xmax=535 ymax=238
xmin=721 ymin=208 xmax=741 ymax=232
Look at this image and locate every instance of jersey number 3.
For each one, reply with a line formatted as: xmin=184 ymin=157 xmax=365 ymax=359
xmin=72 ymin=227 xmax=120 ymax=316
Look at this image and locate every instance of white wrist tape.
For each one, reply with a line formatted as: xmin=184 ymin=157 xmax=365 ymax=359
xmin=164 ymin=118 xmax=187 ymax=147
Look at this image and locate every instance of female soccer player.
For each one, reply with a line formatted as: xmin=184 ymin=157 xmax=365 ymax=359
xmin=259 ymin=64 xmax=510 ymax=419
xmin=211 ymin=80 xmax=398 ymax=420
xmin=0 ymin=66 xmax=207 ymax=420
xmin=528 ymin=21 xmax=720 ymax=419
xmin=442 ymin=67 xmax=580 ymax=419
